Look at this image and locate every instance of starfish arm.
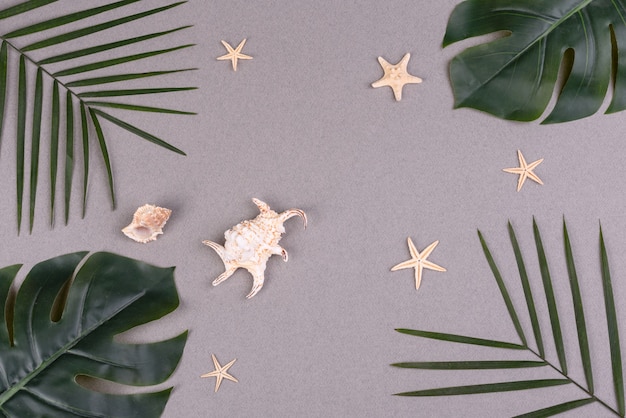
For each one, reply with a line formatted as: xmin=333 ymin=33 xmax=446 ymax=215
xmin=414 ymin=264 xmax=423 ymax=290
xmin=502 ymin=167 xmax=524 ymax=174
xmin=399 ymin=53 xmax=411 ymax=68
xmin=422 ymin=260 xmax=447 ymax=272
xmin=371 ymin=78 xmax=388 ymax=88
xmin=526 ymin=171 xmax=544 ymax=185
xmin=220 ymin=40 xmax=235 ymax=53
xmin=420 ymin=240 xmax=440 ymax=259
xmin=212 ymin=354 xmax=220 ymax=369
xmin=391 ymin=259 xmax=417 ymax=271
xmin=223 ymin=374 xmax=239 ymax=383
xmin=216 ymin=53 xmax=234 ymax=61
xmin=405 ymin=75 xmax=423 ymax=84
xmin=526 ymin=159 xmax=543 ymax=170
xmin=223 ymin=359 xmax=237 ymax=369
xmin=517 ymin=150 xmax=527 ymax=167
xmin=201 ymin=371 xmax=219 ymax=378
xmin=516 ymin=172 xmax=527 ymax=192
xmin=406 ymin=237 xmax=419 ymax=258
xmin=237 ymin=53 xmax=253 ymax=60
xmin=391 ymin=84 xmax=403 ymax=101
xmin=235 ymin=38 xmax=247 ymax=52
xmin=377 ymin=56 xmax=391 ymax=70
xmin=232 ymin=57 xmax=238 ymax=72
xmin=214 ymin=375 xmax=224 ymax=392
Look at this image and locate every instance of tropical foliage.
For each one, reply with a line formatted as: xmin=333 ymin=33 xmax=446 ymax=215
xmin=0 ymin=251 xmax=187 ymax=417
xmin=443 ymin=0 xmax=626 ymax=124
xmin=393 ymin=220 xmax=624 ymax=417
xmin=0 ymin=0 xmax=195 ymax=233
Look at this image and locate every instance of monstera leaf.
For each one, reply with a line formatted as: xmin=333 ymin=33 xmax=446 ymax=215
xmin=443 ymin=0 xmax=626 ymax=123
xmin=0 ymin=0 xmax=195 ymax=233
xmin=393 ymin=220 xmax=624 ymax=417
xmin=0 ymin=252 xmax=187 ymax=417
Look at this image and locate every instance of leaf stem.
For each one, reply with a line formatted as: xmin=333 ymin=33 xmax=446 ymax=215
xmin=526 ymin=347 xmax=621 ymax=417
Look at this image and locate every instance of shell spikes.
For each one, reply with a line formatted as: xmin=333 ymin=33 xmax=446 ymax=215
xmin=280 ymin=208 xmax=307 ymax=229
xmin=203 ymin=198 xmax=307 ymax=299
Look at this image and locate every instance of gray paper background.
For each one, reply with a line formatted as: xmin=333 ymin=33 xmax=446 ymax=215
xmin=0 ymin=0 xmax=625 ymax=416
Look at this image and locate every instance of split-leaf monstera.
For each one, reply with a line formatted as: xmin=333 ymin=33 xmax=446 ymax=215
xmin=0 ymin=252 xmax=187 ymax=417
xmin=444 ymin=0 xmax=626 ymax=123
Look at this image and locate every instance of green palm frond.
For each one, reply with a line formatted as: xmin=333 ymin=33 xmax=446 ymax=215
xmin=0 ymin=0 xmax=196 ymax=233
xmin=393 ymin=219 xmax=625 ymax=417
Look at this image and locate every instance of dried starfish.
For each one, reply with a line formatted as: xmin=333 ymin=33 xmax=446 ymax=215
xmin=503 ymin=150 xmax=544 ymax=192
xmin=203 ymin=198 xmax=307 ymax=299
xmin=201 ymin=354 xmax=238 ymax=392
xmin=371 ymin=53 xmax=422 ymax=101
xmin=391 ymin=237 xmax=446 ymax=291
xmin=217 ymin=39 xmax=253 ymax=71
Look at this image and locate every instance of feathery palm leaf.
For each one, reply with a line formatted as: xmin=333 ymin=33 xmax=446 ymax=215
xmin=393 ymin=219 xmax=625 ymax=417
xmin=0 ymin=0 xmax=196 ymax=233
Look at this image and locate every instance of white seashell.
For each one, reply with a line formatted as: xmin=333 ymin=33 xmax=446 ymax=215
xmin=122 ymin=204 xmax=172 ymax=243
xmin=203 ymin=198 xmax=307 ymax=299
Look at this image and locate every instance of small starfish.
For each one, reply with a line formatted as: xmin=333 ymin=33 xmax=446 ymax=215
xmin=217 ymin=39 xmax=253 ymax=71
xmin=502 ymin=150 xmax=544 ymax=192
xmin=201 ymin=354 xmax=238 ymax=392
xmin=371 ymin=53 xmax=422 ymax=101
xmin=391 ymin=237 xmax=446 ymax=291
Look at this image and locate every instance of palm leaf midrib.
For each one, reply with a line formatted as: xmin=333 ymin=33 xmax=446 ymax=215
xmin=0 ymin=35 xmax=184 ymax=128
xmin=523 ymin=344 xmax=621 ymax=417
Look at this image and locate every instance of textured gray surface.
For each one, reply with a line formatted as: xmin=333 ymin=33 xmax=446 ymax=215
xmin=0 ymin=0 xmax=625 ymax=417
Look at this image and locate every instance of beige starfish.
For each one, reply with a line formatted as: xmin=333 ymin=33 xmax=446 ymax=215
xmin=217 ymin=39 xmax=252 ymax=71
xmin=371 ymin=53 xmax=422 ymax=101
xmin=391 ymin=237 xmax=446 ymax=291
xmin=201 ymin=354 xmax=238 ymax=392
xmin=503 ymin=150 xmax=544 ymax=192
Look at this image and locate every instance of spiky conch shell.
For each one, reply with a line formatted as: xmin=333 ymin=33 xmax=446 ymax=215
xmin=203 ymin=198 xmax=307 ymax=299
xmin=122 ymin=204 xmax=172 ymax=243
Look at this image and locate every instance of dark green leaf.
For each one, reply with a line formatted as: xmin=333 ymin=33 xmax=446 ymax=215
xmin=3 ymin=0 xmax=140 ymax=38
xmin=395 ymin=379 xmax=570 ymax=396
xmin=91 ymin=109 xmax=186 ymax=155
xmin=1 ymin=2 xmax=194 ymax=230
xmin=78 ymin=87 xmax=196 ymax=98
xmin=0 ymin=252 xmax=187 ymax=417
xmin=509 ymin=221 xmax=544 ymax=357
xmin=599 ymin=226 xmax=625 ymax=416
xmin=563 ymin=220 xmax=593 ymax=393
xmin=16 ymin=56 xmax=27 ymax=234
xmin=64 ymin=92 xmax=74 ymax=225
xmin=395 ymin=329 xmax=525 ymax=350
xmin=0 ymin=0 xmax=57 ymax=20
xmin=37 ymin=26 xmax=192 ymax=65
xmin=66 ymin=69 xmax=196 ymax=88
xmin=0 ymin=42 xmax=7 ymax=149
xmin=28 ymin=69 xmax=44 ymax=233
xmin=80 ymin=104 xmax=89 ymax=218
xmin=478 ymin=229 xmax=527 ymax=347
xmin=49 ymin=82 xmax=60 ymax=226
xmin=514 ymin=398 xmax=596 ymax=418
xmin=22 ymin=2 xmax=186 ymax=52
xmin=85 ymin=101 xmax=196 ymax=115
xmin=533 ymin=219 xmax=567 ymax=374
xmin=442 ymin=0 xmax=626 ymax=123
xmin=0 ymin=264 xmax=22 ymax=346
xmin=54 ymin=45 xmax=194 ymax=77
xmin=391 ymin=360 xmax=546 ymax=370
xmin=88 ymin=110 xmax=115 ymax=209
